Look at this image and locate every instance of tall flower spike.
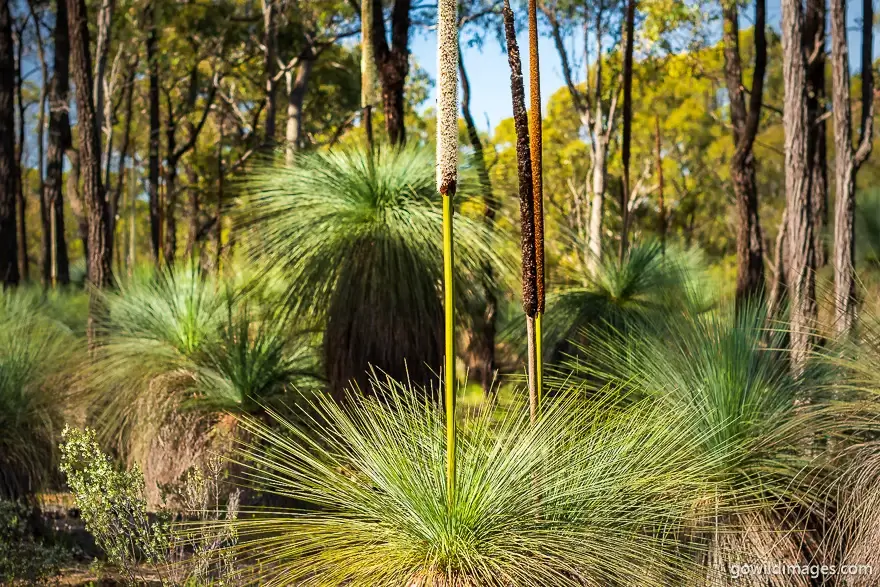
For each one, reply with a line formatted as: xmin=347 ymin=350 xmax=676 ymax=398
xmin=436 ymin=0 xmax=459 ymax=199
xmin=528 ymin=0 xmax=545 ymax=411
xmin=503 ymin=0 xmax=538 ymax=319
xmin=504 ymin=0 xmax=539 ymax=421
xmin=436 ymin=0 xmax=458 ymax=505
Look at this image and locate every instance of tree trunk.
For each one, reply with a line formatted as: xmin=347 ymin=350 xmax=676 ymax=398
xmin=262 ymin=0 xmax=277 ymax=144
xmin=184 ymin=158 xmax=199 ymax=260
xmin=371 ymin=0 xmax=410 ymax=145
xmin=769 ymin=209 xmax=788 ymax=320
xmin=0 ymin=0 xmax=19 ymax=286
xmin=619 ymin=0 xmax=635 ymax=262
xmin=111 ymin=58 xmax=135 ymax=248
xmin=805 ymin=0 xmax=828 ymax=268
xmin=14 ymin=25 xmax=28 ymax=281
xmin=655 ymin=115 xmax=667 ymax=248
xmin=43 ymin=0 xmax=70 ymax=286
xmin=723 ymin=0 xmax=767 ymax=307
xmin=28 ymin=0 xmax=50 ymax=285
xmin=164 ymin=101 xmax=178 ymax=264
xmin=285 ymin=56 xmax=313 ymax=164
xmin=67 ymin=0 xmax=112 ymax=289
xmin=781 ymin=0 xmax=817 ymax=370
xmin=831 ymin=0 xmax=873 ymax=335
xmin=146 ymin=7 xmax=161 ymax=265
xmin=587 ymin=138 xmax=606 ymax=272
xmin=92 ymin=0 xmax=113 ymax=141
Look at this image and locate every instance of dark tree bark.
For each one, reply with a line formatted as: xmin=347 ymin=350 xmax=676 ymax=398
xmin=459 ymin=45 xmax=496 ymax=395
xmin=146 ymin=5 xmax=161 ymax=265
xmin=43 ymin=0 xmax=70 ymax=286
xmin=371 ymin=0 xmax=410 ymax=145
xmin=13 ymin=20 xmax=28 ymax=281
xmin=619 ymin=0 xmax=636 ymax=262
xmin=723 ymin=0 xmax=767 ymax=307
xmin=781 ymin=0 xmax=817 ymax=370
xmin=162 ymin=68 xmax=216 ymax=264
xmin=805 ymin=0 xmax=828 ymax=268
xmin=831 ymin=0 xmax=873 ymax=335
xmin=655 ymin=115 xmax=666 ymax=248
xmin=67 ymin=0 xmax=112 ymax=288
xmin=0 ymin=0 xmax=19 ymax=286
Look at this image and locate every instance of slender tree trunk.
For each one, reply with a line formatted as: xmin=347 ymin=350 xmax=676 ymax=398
xmin=831 ymin=0 xmax=873 ymax=335
xmin=0 ymin=0 xmax=19 ymax=286
xmin=371 ymin=0 xmax=410 ymax=145
xmin=460 ymin=47 xmax=497 ymax=395
xmin=14 ymin=26 xmax=28 ymax=281
xmin=285 ymin=57 xmax=313 ymax=164
xmin=67 ymin=0 xmax=112 ymax=288
xmin=164 ymin=101 xmax=178 ymax=263
xmin=110 ymin=58 xmax=135 ymax=252
xmin=655 ymin=115 xmax=666 ymax=248
xmin=262 ymin=0 xmax=277 ymax=144
xmin=619 ymin=0 xmax=635 ymax=262
xmin=29 ymin=0 xmax=49 ymax=285
xmin=769 ymin=209 xmax=789 ymax=319
xmin=146 ymin=7 xmax=161 ymax=265
xmin=781 ymin=0 xmax=817 ymax=369
xmin=805 ymin=0 xmax=828 ymax=268
xmin=43 ymin=0 xmax=70 ymax=286
xmin=92 ymin=0 xmax=113 ymax=141
xmin=184 ymin=157 xmax=199 ymax=260
xmin=587 ymin=138 xmax=606 ymax=271
xmin=723 ymin=0 xmax=767 ymax=307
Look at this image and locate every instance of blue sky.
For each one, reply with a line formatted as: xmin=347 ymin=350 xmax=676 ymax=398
xmin=409 ymin=0 xmax=877 ymax=133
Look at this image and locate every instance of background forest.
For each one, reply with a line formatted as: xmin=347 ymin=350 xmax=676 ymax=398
xmin=4 ymin=0 xmax=880 ymax=584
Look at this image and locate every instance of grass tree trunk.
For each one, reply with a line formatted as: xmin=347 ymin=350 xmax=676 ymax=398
xmin=587 ymin=138 xmax=606 ymax=273
xmin=781 ymin=0 xmax=817 ymax=370
xmin=723 ymin=0 xmax=767 ymax=307
xmin=805 ymin=0 xmax=828 ymax=268
xmin=528 ymin=0 xmax=545 ymax=413
xmin=436 ymin=0 xmax=458 ymax=504
xmin=0 ymin=0 xmax=19 ymax=286
xmin=503 ymin=0 xmax=539 ymax=419
xmin=831 ymin=0 xmax=873 ymax=336
xmin=459 ymin=47 xmax=497 ymax=396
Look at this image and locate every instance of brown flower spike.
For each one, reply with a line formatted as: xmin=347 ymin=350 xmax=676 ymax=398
xmin=503 ymin=0 xmax=538 ymax=318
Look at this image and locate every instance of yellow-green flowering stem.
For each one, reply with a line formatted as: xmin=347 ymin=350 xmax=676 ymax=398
xmin=535 ymin=311 xmax=543 ymax=412
xmin=442 ymin=191 xmax=456 ymax=504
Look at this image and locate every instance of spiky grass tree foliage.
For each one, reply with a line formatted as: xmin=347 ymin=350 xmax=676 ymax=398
xmin=0 ymin=291 xmax=77 ymax=498
xmin=219 ymin=377 xmax=720 ymax=586
xmin=238 ymin=145 xmax=501 ymax=398
xmin=535 ymin=241 xmax=707 ymax=362
xmin=80 ymin=266 xmax=319 ymax=457
xmin=565 ymin=304 xmax=848 ymax=585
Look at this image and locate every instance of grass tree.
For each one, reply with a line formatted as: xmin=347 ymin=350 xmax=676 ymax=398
xmin=436 ymin=0 xmax=458 ymax=501
xmin=0 ymin=290 xmax=78 ymax=498
xmin=222 ymin=380 xmax=721 ymax=586
xmin=503 ymin=0 xmax=540 ymax=420
xmin=238 ymin=146 xmax=500 ymax=399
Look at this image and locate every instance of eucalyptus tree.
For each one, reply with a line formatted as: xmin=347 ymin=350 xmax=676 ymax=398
xmin=368 ymin=0 xmax=411 ymax=145
xmin=722 ymin=0 xmax=767 ymax=305
xmin=0 ymin=0 xmax=18 ymax=286
xmin=542 ymin=0 xmax=623 ymax=273
xmin=830 ymin=0 xmax=874 ymax=335
xmin=780 ymin=0 xmax=817 ymax=370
